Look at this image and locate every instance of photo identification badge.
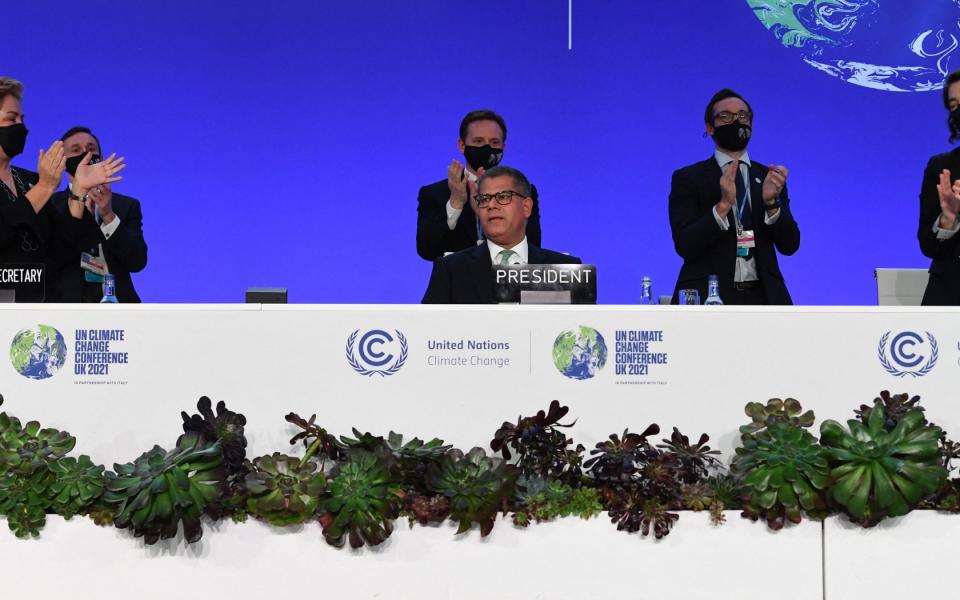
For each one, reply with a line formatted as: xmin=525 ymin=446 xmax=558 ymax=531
xmin=736 ymin=230 xmax=755 ymax=257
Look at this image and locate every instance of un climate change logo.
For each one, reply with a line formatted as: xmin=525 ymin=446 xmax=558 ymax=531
xmin=553 ymin=326 xmax=607 ymax=380
xmin=346 ymin=329 xmax=408 ymax=377
xmin=878 ymin=331 xmax=938 ymax=378
xmin=10 ymin=324 xmax=67 ymax=380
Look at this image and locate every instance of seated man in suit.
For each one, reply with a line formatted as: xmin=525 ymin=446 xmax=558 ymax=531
xmin=51 ymin=126 xmax=147 ymax=302
xmin=416 ymin=109 xmax=541 ymax=260
xmin=668 ymin=88 xmax=800 ymax=305
xmin=422 ymin=166 xmax=578 ymax=303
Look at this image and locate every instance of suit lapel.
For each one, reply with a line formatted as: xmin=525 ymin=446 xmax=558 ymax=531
xmin=528 ymin=245 xmax=545 ymax=264
xmin=468 ymin=243 xmax=495 ymax=303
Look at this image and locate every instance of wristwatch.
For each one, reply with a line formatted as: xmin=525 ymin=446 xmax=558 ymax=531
xmin=763 ymin=199 xmax=780 ymax=210
xmin=67 ymin=187 xmax=87 ymax=202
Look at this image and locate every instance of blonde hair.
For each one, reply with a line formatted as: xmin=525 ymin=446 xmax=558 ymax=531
xmin=0 ymin=77 xmax=24 ymax=103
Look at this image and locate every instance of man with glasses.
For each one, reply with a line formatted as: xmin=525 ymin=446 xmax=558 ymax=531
xmin=422 ymin=165 xmax=577 ymax=303
xmin=668 ymin=88 xmax=800 ymax=305
xmin=416 ymin=109 xmax=541 ymax=261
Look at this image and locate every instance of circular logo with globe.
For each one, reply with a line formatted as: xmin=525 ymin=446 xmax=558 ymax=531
xmin=10 ymin=325 xmax=67 ymax=380
xmin=747 ymin=1 xmax=960 ymax=92
xmin=553 ymin=326 xmax=608 ymax=380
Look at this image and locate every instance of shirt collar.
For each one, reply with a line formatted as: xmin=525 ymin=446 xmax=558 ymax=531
xmin=714 ymin=149 xmax=751 ymax=169
xmin=486 ymin=237 xmax=528 ymax=265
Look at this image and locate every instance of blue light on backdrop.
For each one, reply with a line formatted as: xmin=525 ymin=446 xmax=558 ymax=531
xmin=6 ymin=0 xmax=959 ymax=304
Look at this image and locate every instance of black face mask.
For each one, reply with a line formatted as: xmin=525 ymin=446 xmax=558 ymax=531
xmin=0 ymin=123 xmax=28 ymax=159
xmin=65 ymin=154 xmax=101 ymax=177
xmin=463 ymin=144 xmax=503 ymax=171
xmin=711 ymin=123 xmax=752 ymax=152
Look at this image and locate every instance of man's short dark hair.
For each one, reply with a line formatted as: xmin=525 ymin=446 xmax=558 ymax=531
xmin=943 ymin=70 xmax=960 ymax=143
xmin=459 ymin=110 xmax=508 ymax=142
xmin=60 ymin=126 xmax=101 ymax=152
xmin=704 ymin=89 xmax=753 ymax=124
xmin=478 ymin=165 xmax=531 ymax=197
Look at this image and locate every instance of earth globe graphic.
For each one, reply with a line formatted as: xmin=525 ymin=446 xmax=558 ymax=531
xmin=10 ymin=325 xmax=67 ymax=380
xmin=553 ymin=326 xmax=608 ymax=380
xmin=747 ymin=0 xmax=960 ymax=91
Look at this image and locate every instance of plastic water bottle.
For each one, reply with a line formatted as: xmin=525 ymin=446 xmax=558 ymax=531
xmin=100 ymin=274 xmax=119 ymax=304
xmin=704 ymin=274 xmax=723 ymax=305
xmin=639 ymin=276 xmax=654 ymax=305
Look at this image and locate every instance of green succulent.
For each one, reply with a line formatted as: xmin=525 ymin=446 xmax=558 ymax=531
xmin=103 ymin=433 xmax=225 ymax=544
xmin=46 ymin=455 xmax=105 ymax=518
xmin=5 ymin=500 xmax=47 ymax=538
xmin=514 ymin=478 xmax=602 ymax=525
xmin=820 ymin=406 xmax=946 ymax=525
xmin=734 ymin=421 xmax=829 ymax=529
xmin=0 ymin=469 xmax=50 ymax=537
xmin=339 ymin=429 xmax=450 ymax=492
xmin=740 ymin=398 xmax=815 ymax=439
xmin=321 ymin=451 xmax=401 ymax=548
xmin=426 ymin=447 xmax=517 ymax=536
xmin=0 ymin=421 xmax=76 ymax=475
xmin=245 ymin=453 xmax=326 ymax=526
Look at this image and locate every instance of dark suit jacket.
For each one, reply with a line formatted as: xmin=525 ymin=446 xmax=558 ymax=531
xmin=416 ymin=178 xmax=542 ymax=260
xmin=918 ymin=148 xmax=960 ymax=305
xmin=668 ymin=156 xmax=800 ymax=305
xmin=49 ymin=190 xmax=147 ymax=303
xmin=422 ymin=242 xmax=580 ymax=303
xmin=0 ymin=168 xmax=81 ymax=302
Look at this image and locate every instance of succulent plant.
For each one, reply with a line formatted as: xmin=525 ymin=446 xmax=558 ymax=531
xmin=706 ymin=473 xmax=743 ymax=511
xmin=245 ymin=453 xmax=326 ymax=526
xmin=512 ymin=478 xmax=603 ymax=526
xmin=403 ymin=493 xmax=450 ymax=525
xmin=681 ymin=482 xmax=714 ymax=511
xmin=820 ymin=405 xmax=946 ymax=525
xmin=734 ymin=420 xmax=830 ymax=530
xmin=103 ymin=433 xmax=225 ymax=544
xmin=339 ymin=429 xmax=450 ymax=492
xmin=584 ymin=425 xmax=659 ymax=485
xmin=605 ymin=490 xmax=678 ymax=538
xmin=285 ymin=413 xmax=344 ymax=462
xmin=181 ymin=396 xmax=248 ymax=472
xmin=854 ymin=391 xmax=923 ymax=430
xmin=321 ymin=450 xmax=402 ymax=548
xmin=426 ymin=447 xmax=517 ymax=536
xmin=0 ymin=420 xmax=76 ymax=475
xmin=0 ymin=469 xmax=50 ymax=537
xmin=46 ymin=455 xmax=105 ymax=518
xmin=657 ymin=428 xmax=722 ymax=483
xmin=740 ymin=398 xmax=815 ymax=438
xmin=490 ymin=400 xmax=584 ymax=482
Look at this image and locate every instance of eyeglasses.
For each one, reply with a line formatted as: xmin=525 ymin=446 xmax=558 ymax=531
xmin=714 ymin=110 xmax=753 ymax=125
xmin=475 ymin=190 xmax=526 ymax=208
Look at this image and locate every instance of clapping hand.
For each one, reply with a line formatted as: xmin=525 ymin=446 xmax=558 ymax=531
xmin=936 ymin=169 xmax=960 ymax=228
xmin=447 ymin=159 xmax=468 ymax=209
xmin=75 ymin=152 xmax=126 ymax=196
xmin=717 ymin=159 xmax=739 ymax=217
xmin=762 ymin=164 xmax=789 ymax=204
xmin=36 ymin=141 xmax=65 ymax=190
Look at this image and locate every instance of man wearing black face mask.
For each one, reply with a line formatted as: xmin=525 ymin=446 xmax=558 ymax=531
xmin=48 ymin=126 xmax=147 ymax=302
xmin=416 ymin=109 xmax=541 ymax=260
xmin=668 ymin=88 xmax=800 ymax=305
xmin=917 ymin=70 xmax=960 ymax=305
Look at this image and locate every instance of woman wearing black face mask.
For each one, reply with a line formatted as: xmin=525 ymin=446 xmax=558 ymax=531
xmin=919 ymin=70 xmax=960 ymax=305
xmin=0 ymin=77 xmax=125 ymax=301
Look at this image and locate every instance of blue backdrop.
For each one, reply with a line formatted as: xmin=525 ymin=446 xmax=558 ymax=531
xmin=6 ymin=0 xmax=958 ymax=304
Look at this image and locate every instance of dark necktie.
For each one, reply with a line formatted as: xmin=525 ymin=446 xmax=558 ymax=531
xmin=735 ymin=164 xmax=752 ymax=231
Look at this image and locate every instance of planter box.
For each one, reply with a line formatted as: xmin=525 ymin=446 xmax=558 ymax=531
xmin=3 ymin=511 xmax=822 ymax=600
xmin=824 ymin=511 xmax=955 ymax=597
